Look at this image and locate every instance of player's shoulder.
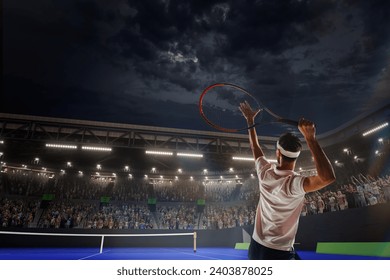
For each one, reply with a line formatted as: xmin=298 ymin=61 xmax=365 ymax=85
xmin=255 ymin=156 xmax=270 ymax=165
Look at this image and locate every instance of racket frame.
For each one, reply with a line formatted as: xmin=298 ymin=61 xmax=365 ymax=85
xmin=199 ymin=82 xmax=298 ymax=132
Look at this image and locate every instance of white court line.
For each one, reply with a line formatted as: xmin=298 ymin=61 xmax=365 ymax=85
xmin=0 ymin=231 xmax=194 ymax=237
xmin=78 ymin=250 xmax=111 ymax=260
xmin=158 ymin=248 xmax=246 ymax=260
xmin=210 ymin=253 xmax=247 ymax=259
xmin=77 ymin=248 xmax=220 ymax=260
xmin=161 ymin=248 xmax=220 ymax=260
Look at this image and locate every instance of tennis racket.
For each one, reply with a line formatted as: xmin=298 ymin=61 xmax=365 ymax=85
xmin=199 ymin=83 xmax=298 ymax=133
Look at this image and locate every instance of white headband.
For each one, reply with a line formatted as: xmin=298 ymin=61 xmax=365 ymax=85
xmin=276 ymin=141 xmax=301 ymax=158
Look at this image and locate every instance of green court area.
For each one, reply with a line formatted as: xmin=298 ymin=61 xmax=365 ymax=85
xmin=234 ymin=242 xmax=390 ymax=259
xmin=316 ymin=242 xmax=390 ymax=257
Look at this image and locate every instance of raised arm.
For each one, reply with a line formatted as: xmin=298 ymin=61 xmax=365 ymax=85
xmin=239 ymin=101 xmax=263 ymax=160
xmin=299 ymin=118 xmax=336 ymax=193
xmin=351 ymin=175 xmax=362 ymax=185
xmin=359 ymin=174 xmax=371 ymax=183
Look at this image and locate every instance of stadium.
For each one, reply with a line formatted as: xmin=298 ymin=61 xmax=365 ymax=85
xmin=0 ymin=104 xmax=389 ymax=260
xmin=2 ymin=1 xmax=390 ymax=271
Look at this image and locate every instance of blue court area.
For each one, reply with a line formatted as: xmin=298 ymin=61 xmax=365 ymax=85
xmin=297 ymin=251 xmax=390 ymax=260
xmin=0 ymin=247 xmax=247 ymax=260
xmin=1 ymin=247 xmax=389 ymax=260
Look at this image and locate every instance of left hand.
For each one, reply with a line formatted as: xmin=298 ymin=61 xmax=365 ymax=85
xmin=239 ymin=101 xmax=262 ymax=123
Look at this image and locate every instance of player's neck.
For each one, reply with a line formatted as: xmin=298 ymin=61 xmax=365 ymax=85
xmin=277 ymin=161 xmax=295 ymax=171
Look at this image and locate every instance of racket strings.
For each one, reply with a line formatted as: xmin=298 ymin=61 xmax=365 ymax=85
xmin=200 ymin=84 xmax=262 ymax=132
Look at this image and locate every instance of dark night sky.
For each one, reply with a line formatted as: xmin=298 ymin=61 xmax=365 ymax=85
xmin=2 ymin=0 xmax=390 ymax=135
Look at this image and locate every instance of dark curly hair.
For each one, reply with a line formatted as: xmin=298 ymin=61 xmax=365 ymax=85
xmin=277 ymin=132 xmax=302 ymax=162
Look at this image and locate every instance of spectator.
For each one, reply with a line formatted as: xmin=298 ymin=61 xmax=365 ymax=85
xmin=366 ymin=193 xmax=378 ymax=206
xmin=336 ymin=191 xmax=347 ymax=210
xmin=317 ymin=196 xmax=325 ymax=214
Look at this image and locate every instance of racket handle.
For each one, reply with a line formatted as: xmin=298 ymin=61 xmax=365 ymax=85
xmin=278 ymin=118 xmax=299 ymax=127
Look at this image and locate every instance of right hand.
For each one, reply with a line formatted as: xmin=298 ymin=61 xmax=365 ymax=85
xmin=298 ymin=117 xmax=316 ymax=140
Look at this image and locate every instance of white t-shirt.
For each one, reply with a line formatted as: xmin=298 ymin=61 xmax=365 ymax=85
xmin=253 ymin=156 xmax=306 ymax=251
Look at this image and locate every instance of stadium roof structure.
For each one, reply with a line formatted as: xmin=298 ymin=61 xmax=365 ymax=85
xmin=0 ymin=103 xmax=389 ymax=178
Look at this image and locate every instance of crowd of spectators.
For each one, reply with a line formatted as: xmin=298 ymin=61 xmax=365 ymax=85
xmin=0 ymin=170 xmax=53 ymax=196
xmin=38 ymin=200 xmax=95 ymax=228
xmin=201 ymin=204 xmax=256 ymax=230
xmin=301 ymin=174 xmax=390 ymax=216
xmin=204 ymin=181 xmax=240 ymax=202
xmin=0 ymin=170 xmax=150 ymax=202
xmin=0 ymin=198 xmax=40 ymax=228
xmin=1 ymin=168 xmax=390 ymax=230
xmin=154 ymin=180 xmax=202 ymax=202
xmin=83 ymin=204 xmax=153 ymax=230
xmin=238 ymin=177 xmax=259 ymax=205
xmin=35 ymin=202 xmax=153 ymax=230
xmin=157 ymin=205 xmax=198 ymax=230
xmin=110 ymin=177 xmax=149 ymax=202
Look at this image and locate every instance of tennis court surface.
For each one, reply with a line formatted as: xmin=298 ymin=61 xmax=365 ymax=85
xmin=1 ymin=247 xmax=389 ymax=260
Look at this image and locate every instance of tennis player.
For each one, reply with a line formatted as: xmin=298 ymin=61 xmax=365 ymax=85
xmin=239 ymin=101 xmax=336 ymax=260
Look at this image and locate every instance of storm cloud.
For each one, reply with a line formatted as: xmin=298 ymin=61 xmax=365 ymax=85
xmin=2 ymin=0 xmax=390 ymax=134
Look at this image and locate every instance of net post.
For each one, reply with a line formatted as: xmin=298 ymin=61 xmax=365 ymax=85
xmin=100 ymin=235 xmax=105 ymax=254
xmin=193 ymin=231 xmax=197 ymax=253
